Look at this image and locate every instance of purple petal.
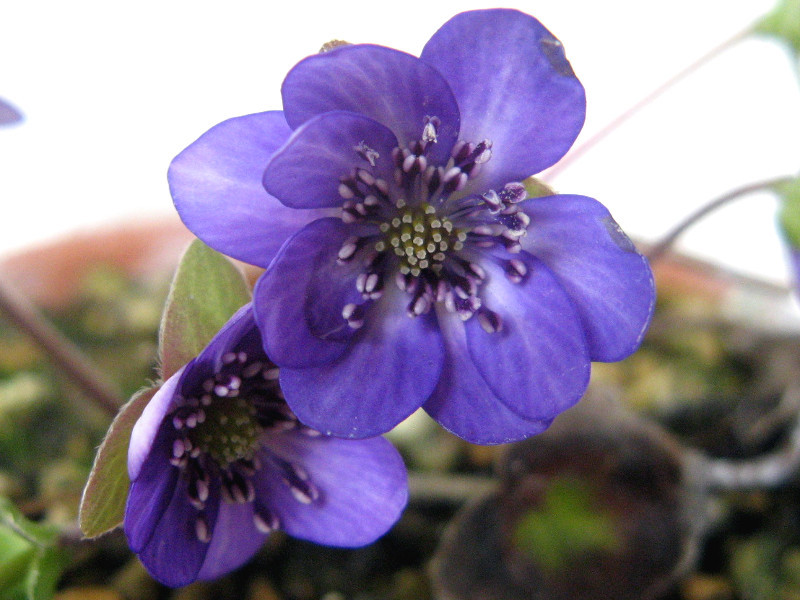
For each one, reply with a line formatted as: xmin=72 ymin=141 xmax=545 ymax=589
xmin=264 ymin=111 xmax=398 ymax=209
xmin=789 ymin=247 xmax=800 ymax=296
xmin=256 ymin=431 xmax=407 ymax=546
xmin=128 ymin=369 xmax=183 ymax=480
xmin=187 ymin=304 xmax=261 ymax=379
xmin=424 ymin=312 xmax=552 ymax=444
xmin=133 ymin=476 xmax=220 ymax=587
xmin=278 ymin=285 xmax=445 ymax=438
xmin=197 ymin=502 xmax=266 ymax=581
xmin=169 ymin=111 xmax=328 ymax=268
xmin=521 ymin=194 xmax=655 ymax=362
xmin=125 ymin=448 xmax=179 ymax=553
xmin=281 ymin=44 xmax=460 ymax=165
xmin=254 ymin=218 xmax=361 ymax=369
xmin=465 ymin=255 xmax=590 ymax=421
xmin=0 ymin=99 xmax=22 ymax=126
xmin=420 ymin=9 xmax=585 ymax=190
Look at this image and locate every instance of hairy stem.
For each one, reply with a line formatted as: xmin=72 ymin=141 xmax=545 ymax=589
xmin=0 ymin=277 xmax=122 ymax=417
xmin=646 ymin=176 xmax=793 ymax=263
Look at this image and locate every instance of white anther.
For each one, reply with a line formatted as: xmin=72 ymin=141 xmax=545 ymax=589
xmin=410 ymin=295 xmax=430 ymax=316
xmin=356 ymin=170 xmax=374 ymax=187
xmin=469 ymin=262 xmax=486 ymax=280
xmin=262 ymin=367 xmax=280 ymax=380
xmin=195 ymin=516 xmax=211 ymax=543
xmin=365 ymin=273 xmax=380 ymax=293
xmin=478 ymin=310 xmax=503 ymax=334
xmin=172 ymin=439 xmax=186 ymax=458
xmin=242 ymin=361 xmax=264 ymax=379
xmin=196 ymin=478 xmax=210 ymax=503
xmin=422 ymin=121 xmax=438 ymax=144
xmin=222 ymin=352 xmax=237 ymax=364
xmin=338 ymin=183 xmax=355 ymax=199
xmin=471 ymin=225 xmax=495 ymax=236
xmin=337 ymin=237 xmax=359 ymax=261
xmin=214 ymin=385 xmax=229 ymax=397
xmin=442 ymin=166 xmax=462 ymax=182
xmin=254 ymin=511 xmax=279 ymax=534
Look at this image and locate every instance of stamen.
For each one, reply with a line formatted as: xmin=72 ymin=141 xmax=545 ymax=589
xmin=354 ymin=141 xmax=379 ymax=167
xmin=342 ymin=303 xmax=366 ymax=329
xmin=254 ymin=507 xmax=280 ymax=534
xmin=477 ymin=308 xmax=503 ymax=333
xmin=195 ymin=514 xmax=211 ymax=543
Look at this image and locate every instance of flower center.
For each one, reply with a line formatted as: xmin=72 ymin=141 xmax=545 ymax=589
xmin=167 ymin=351 xmax=321 ymax=542
xmin=336 ymin=117 xmax=532 ymax=329
xmin=376 ymin=201 xmax=466 ymax=277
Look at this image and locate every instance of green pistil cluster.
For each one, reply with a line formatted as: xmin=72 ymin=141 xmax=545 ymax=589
xmin=189 ymin=396 xmax=262 ymax=467
xmin=376 ymin=201 xmax=467 ymax=277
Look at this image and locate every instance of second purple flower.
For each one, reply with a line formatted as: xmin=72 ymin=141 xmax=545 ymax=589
xmin=168 ymin=9 xmax=655 ymax=444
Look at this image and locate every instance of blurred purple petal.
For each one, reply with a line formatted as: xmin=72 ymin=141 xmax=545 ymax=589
xmin=0 ymin=98 xmax=22 ymax=126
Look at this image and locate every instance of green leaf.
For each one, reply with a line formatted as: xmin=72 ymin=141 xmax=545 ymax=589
xmin=23 ymin=546 xmax=67 ymax=600
xmin=0 ymin=497 xmax=66 ymax=600
xmin=78 ymin=386 xmax=157 ymax=538
xmin=756 ymin=0 xmax=800 ymax=58
xmin=776 ymin=177 xmax=800 ymax=248
xmin=523 ymin=176 xmax=556 ymax=199
xmin=159 ymin=239 xmax=251 ymax=379
xmin=512 ymin=477 xmax=621 ymax=571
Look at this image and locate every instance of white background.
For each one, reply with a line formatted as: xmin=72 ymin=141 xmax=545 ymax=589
xmin=1 ymin=0 xmax=798 ymax=284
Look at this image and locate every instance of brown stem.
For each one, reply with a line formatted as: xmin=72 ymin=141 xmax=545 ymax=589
xmin=646 ymin=176 xmax=793 ymax=263
xmin=702 ymin=382 xmax=800 ymax=491
xmin=0 ymin=276 xmax=122 ymax=417
xmin=546 ymin=26 xmax=752 ymax=180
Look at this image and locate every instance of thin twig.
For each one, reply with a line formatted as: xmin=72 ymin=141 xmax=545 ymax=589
xmin=646 ymin=176 xmax=793 ymax=263
xmin=546 ymin=26 xmax=752 ymax=180
xmin=0 ymin=276 xmax=123 ymax=417
xmin=703 ymin=382 xmax=800 ymax=491
xmin=408 ymin=472 xmax=496 ymax=504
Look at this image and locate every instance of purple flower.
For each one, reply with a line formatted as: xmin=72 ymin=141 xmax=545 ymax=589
xmin=125 ymin=305 xmax=408 ymax=587
xmin=168 ymin=9 xmax=655 ymax=444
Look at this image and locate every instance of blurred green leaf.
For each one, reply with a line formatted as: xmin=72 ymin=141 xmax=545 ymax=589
xmin=158 ymin=239 xmax=251 ymax=379
xmin=78 ymin=387 xmax=157 ymax=538
xmin=512 ymin=477 xmax=620 ymax=571
xmin=756 ymin=0 xmax=800 ymax=58
xmin=776 ymin=177 xmax=800 ymax=248
xmin=0 ymin=497 xmax=66 ymax=600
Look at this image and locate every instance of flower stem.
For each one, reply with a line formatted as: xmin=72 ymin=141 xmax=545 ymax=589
xmin=646 ymin=176 xmax=792 ymax=263
xmin=0 ymin=277 xmax=122 ymax=417
xmin=546 ymin=25 xmax=753 ymax=180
